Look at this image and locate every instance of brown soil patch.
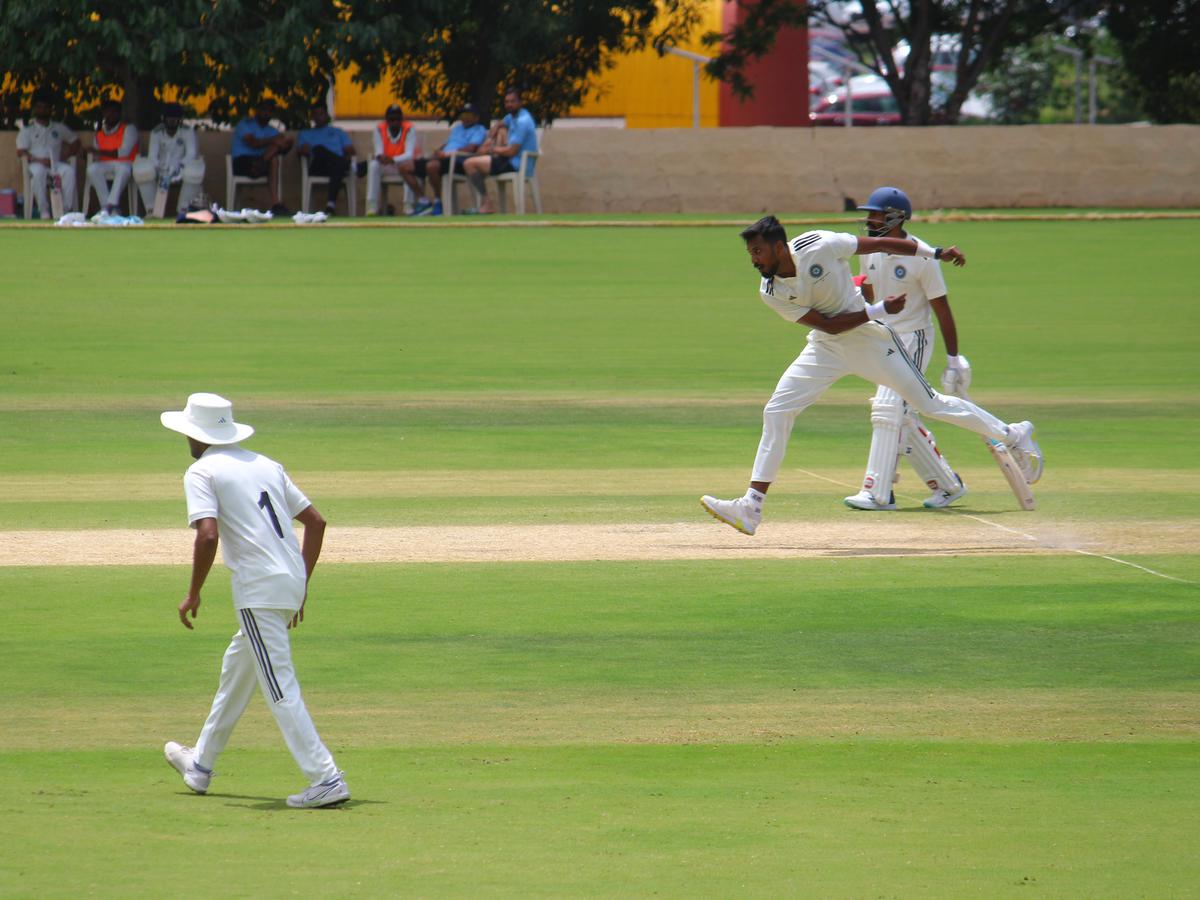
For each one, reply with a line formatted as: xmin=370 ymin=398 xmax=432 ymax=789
xmin=2 ymin=518 xmax=1196 ymax=567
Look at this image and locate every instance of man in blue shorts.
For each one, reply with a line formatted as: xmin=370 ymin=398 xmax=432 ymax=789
xmin=463 ymin=88 xmax=538 ymax=214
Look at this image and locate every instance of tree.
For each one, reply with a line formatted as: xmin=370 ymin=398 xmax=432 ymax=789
xmin=703 ymin=0 xmax=1096 ymax=125
xmin=1107 ymin=0 xmax=1200 ymax=124
xmin=0 ymin=0 xmax=351 ymax=129
xmin=343 ymin=0 xmax=704 ymax=123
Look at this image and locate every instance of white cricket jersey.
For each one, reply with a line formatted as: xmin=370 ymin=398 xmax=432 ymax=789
xmin=183 ymin=445 xmax=311 ymax=611
xmin=859 ymin=232 xmax=948 ymax=334
xmin=759 ymin=230 xmax=863 ymax=337
xmin=16 ymin=120 xmax=77 ymax=161
xmin=148 ymin=124 xmax=198 ymax=179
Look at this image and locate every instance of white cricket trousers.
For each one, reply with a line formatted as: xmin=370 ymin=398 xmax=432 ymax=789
xmin=366 ymin=159 xmax=404 ymax=213
xmin=193 ymin=608 xmax=339 ymax=786
xmin=27 ymin=160 xmax=77 ymax=215
xmin=751 ymin=321 xmax=1009 ymax=483
xmin=85 ymin=160 xmax=133 ymax=210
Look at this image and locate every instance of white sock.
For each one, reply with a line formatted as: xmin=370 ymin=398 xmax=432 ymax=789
xmin=745 ymin=488 xmax=765 ymax=513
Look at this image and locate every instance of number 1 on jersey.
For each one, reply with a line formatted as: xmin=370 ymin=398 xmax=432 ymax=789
xmin=257 ymin=491 xmax=285 ymax=538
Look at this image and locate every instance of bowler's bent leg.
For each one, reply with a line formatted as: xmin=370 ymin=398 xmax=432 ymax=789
xmin=239 ymin=608 xmax=339 ymax=786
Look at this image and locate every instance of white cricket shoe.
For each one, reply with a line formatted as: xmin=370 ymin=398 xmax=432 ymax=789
xmin=1004 ymin=421 xmax=1044 ymax=484
xmin=700 ymin=495 xmax=761 ymax=535
xmin=923 ymin=474 xmax=968 ymax=509
xmin=844 ymin=489 xmax=896 ymax=511
xmin=287 ymin=772 xmax=351 ymax=809
xmin=164 ymin=741 xmax=211 ymax=794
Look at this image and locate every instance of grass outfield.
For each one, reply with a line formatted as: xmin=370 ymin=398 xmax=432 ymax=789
xmin=1 ymin=220 xmax=1197 ymax=896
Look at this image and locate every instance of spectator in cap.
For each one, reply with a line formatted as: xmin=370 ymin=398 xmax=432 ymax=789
xmin=296 ymin=102 xmax=356 ymax=215
xmin=403 ymin=102 xmax=488 ymax=216
xmin=16 ymin=88 xmax=82 ymax=216
xmin=87 ymin=97 xmax=139 ymax=214
xmin=366 ymin=104 xmax=420 ymax=216
xmin=134 ymin=102 xmax=207 ymax=216
xmin=230 ymin=97 xmax=294 ymax=215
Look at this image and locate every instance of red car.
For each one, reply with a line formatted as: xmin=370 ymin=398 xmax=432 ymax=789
xmin=809 ymin=89 xmax=901 ymax=126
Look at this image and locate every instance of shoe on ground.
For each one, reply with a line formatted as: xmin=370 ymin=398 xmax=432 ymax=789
xmin=844 ymin=489 xmax=896 ymax=511
xmin=287 ymin=772 xmax=350 ymax=809
xmin=410 ymin=203 xmax=434 ymax=217
xmin=324 ymin=202 xmax=336 ymax=216
xmin=1004 ymin=421 xmax=1044 ymax=484
xmin=700 ymin=495 xmax=760 ymax=536
xmin=164 ymin=741 xmax=211 ymax=794
xmin=923 ymin=473 xmax=968 ymax=508
xmin=431 ymin=199 xmax=443 ymax=216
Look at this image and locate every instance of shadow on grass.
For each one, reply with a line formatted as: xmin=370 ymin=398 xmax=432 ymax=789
xmin=215 ymin=794 xmax=383 ymax=812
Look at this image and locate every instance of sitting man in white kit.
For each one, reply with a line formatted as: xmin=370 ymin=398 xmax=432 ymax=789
xmin=133 ymin=102 xmax=206 ymax=216
xmin=701 ymin=215 xmax=1042 ymax=536
xmin=15 ymin=88 xmax=82 ymax=216
xmin=843 ymin=186 xmax=970 ymax=511
xmin=161 ymin=393 xmax=350 ymax=809
xmin=86 ymin=98 xmax=139 ymax=215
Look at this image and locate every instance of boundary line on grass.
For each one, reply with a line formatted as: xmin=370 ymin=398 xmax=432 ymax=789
xmin=793 ymin=467 xmax=1197 ymax=585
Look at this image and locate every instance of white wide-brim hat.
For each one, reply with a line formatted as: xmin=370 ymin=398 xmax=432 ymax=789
xmin=161 ymin=392 xmax=255 ymax=445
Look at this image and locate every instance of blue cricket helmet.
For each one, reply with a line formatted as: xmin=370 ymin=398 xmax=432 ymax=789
xmin=858 ymin=186 xmax=912 ymax=236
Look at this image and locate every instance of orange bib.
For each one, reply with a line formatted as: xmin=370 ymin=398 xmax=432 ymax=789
xmin=96 ymin=123 xmax=136 ymax=162
xmin=377 ymin=121 xmax=412 ymax=157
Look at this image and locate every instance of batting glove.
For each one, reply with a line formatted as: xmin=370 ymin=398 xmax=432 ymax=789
xmin=941 ymin=354 xmax=971 ymax=394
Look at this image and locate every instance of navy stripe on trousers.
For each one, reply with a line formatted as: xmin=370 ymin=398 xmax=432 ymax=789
xmin=883 ymin=323 xmax=935 ymax=399
xmin=240 ymin=609 xmax=284 ymax=703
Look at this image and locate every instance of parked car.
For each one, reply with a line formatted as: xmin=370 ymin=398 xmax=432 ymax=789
xmin=809 ymin=84 xmax=901 ymax=126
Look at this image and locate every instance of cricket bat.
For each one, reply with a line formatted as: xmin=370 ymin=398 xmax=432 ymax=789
xmin=152 ymin=174 xmax=170 ymax=218
xmin=959 ymin=389 xmax=1035 ymax=510
xmin=49 ymin=172 xmax=64 ymax=219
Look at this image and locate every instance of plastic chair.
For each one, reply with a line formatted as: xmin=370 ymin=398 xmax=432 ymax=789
xmin=226 ymin=154 xmax=273 ymax=210
xmin=301 ymin=155 xmax=358 ymax=216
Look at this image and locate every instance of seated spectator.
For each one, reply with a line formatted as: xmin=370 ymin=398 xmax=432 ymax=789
xmin=406 ymin=102 xmax=487 ymax=216
xmin=463 ymin=88 xmax=538 ymax=215
xmin=87 ymin=98 xmax=139 ymax=214
xmin=133 ymin=102 xmax=205 ymax=216
xmin=297 ymin=102 xmax=356 ymax=215
xmin=16 ymin=89 xmax=82 ymax=216
xmin=231 ymin=97 xmax=294 ymax=215
xmin=366 ymin=104 xmax=420 ymax=216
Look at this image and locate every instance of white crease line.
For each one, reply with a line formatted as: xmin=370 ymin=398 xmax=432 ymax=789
xmin=794 ymin=467 xmax=1197 ymax=585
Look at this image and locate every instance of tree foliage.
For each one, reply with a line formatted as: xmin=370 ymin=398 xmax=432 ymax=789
xmin=1107 ymin=0 xmax=1200 ymax=124
xmin=344 ymin=1 xmax=704 ymax=123
xmin=0 ymin=0 xmax=355 ymax=129
xmin=0 ymin=0 xmax=705 ymax=130
xmin=703 ymin=0 xmax=1096 ymax=125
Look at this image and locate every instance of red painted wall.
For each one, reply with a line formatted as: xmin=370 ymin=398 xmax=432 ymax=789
xmin=718 ymin=3 xmax=809 ymax=126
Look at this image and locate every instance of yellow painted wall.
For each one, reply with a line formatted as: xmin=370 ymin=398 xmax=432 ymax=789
xmin=333 ymin=2 xmax=723 ymax=127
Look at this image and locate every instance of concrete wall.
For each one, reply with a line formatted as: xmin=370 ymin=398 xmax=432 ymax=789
xmin=3 ymin=124 xmax=1197 ymax=215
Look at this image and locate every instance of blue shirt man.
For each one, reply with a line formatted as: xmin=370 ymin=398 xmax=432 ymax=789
xmin=501 ymin=106 xmax=538 ymax=174
xmin=444 ymin=120 xmax=488 ymax=153
xmin=298 ymin=122 xmax=352 ymax=157
xmin=232 ymin=118 xmax=281 ymax=159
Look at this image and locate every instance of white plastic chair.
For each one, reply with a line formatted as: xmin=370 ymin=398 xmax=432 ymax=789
xmin=301 ymin=155 xmax=357 ymax=216
xmin=441 ymin=150 xmax=482 ymax=215
xmin=226 ymin=154 xmax=274 ymax=210
xmin=491 ymin=146 xmax=543 ymax=215
xmin=83 ymin=152 xmax=139 ymax=216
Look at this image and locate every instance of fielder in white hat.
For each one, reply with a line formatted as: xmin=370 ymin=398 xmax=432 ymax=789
xmin=160 ymin=392 xmax=350 ymax=809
